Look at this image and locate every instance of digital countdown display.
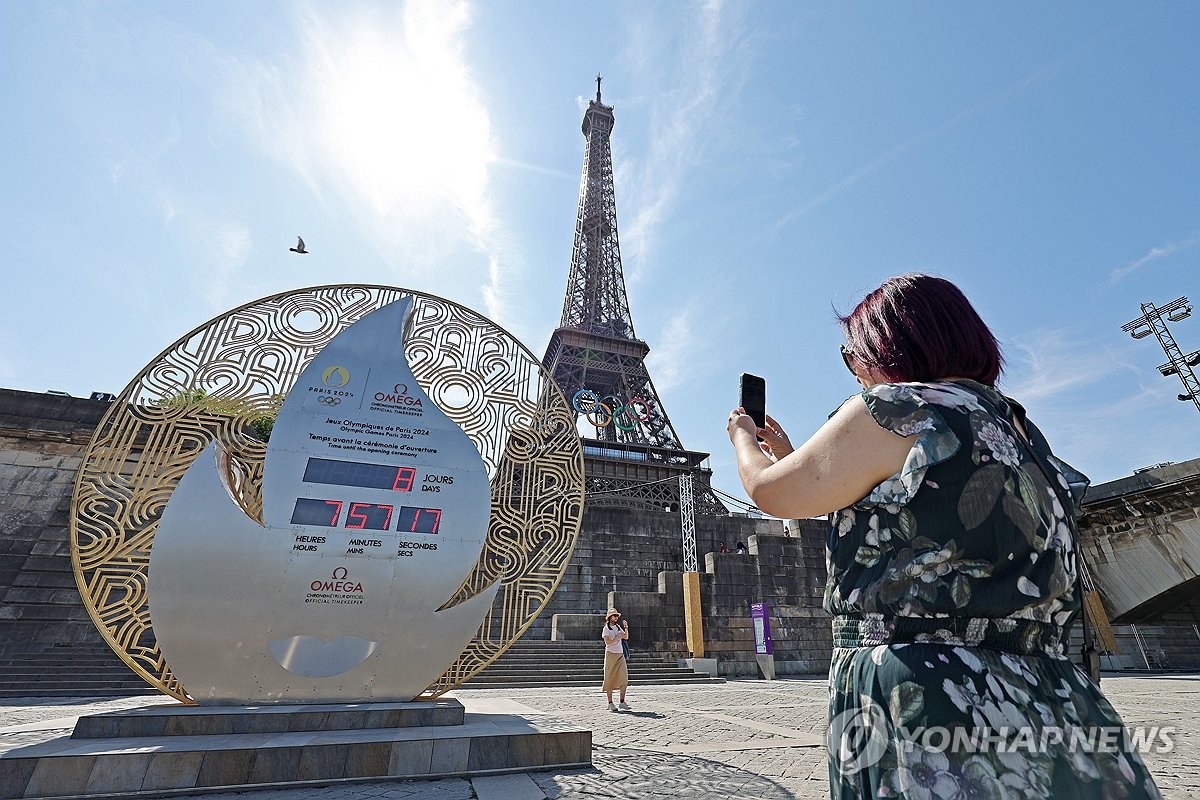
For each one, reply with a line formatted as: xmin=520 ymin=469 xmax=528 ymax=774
xmin=290 ymin=498 xmax=442 ymax=533
xmin=398 ymin=506 xmax=441 ymax=534
xmin=302 ymin=457 xmax=417 ymax=492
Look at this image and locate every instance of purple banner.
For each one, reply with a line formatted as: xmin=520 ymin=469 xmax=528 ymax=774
xmin=751 ymin=602 xmax=773 ymax=656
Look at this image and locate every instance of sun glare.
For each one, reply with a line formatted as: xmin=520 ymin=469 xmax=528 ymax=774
xmin=308 ymin=2 xmax=494 ymax=230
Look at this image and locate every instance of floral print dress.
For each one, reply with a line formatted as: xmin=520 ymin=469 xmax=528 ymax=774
xmin=826 ymin=381 xmax=1162 ymax=799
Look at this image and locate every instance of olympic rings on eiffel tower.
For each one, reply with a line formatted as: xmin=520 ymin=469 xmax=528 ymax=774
xmin=571 ymin=389 xmax=654 ymax=430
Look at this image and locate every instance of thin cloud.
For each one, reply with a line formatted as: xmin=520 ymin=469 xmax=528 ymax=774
xmin=193 ymin=218 xmax=252 ymax=309
xmin=1002 ymin=327 xmax=1136 ymax=401
xmin=1109 ymin=231 xmax=1200 ymax=283
xmin=645 ymin=304 xmax=698 ymax=395
xmin=999 ymin=325 xmax=1200 ymax=481
xmin=620 ymin=0 xmax=750 ymax=283
xmin=1024 ymin=379 xmax=1200 ymax=484
xmin=493 ymin=157 xmax=575 ymax=182
xmin=216 ymin=1 xmax=523 ymax=322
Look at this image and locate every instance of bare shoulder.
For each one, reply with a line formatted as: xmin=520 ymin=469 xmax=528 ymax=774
xmin=748 ymin=392 xmax=914 ymax=519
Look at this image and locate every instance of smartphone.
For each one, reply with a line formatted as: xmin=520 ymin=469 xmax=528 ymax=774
xmin=739 ymin=373 xmax=766 ymax=430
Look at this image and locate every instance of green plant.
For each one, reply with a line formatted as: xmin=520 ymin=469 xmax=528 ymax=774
xmin=154 ymin=390 xmax=285 ymax=443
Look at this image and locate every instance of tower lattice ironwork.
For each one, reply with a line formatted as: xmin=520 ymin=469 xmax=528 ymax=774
xmin=543 ymin=76 xmax=725 ymax=514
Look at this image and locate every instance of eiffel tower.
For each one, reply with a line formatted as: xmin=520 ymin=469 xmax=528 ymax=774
xmin=543 ymin=76 xmax=725 ymax=515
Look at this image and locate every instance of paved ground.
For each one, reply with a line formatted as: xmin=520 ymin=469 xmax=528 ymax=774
xmin=2 ymin=673 xmax=1197 ymax=799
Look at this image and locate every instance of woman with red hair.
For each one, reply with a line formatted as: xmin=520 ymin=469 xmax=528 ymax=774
xmin=728 ymin=274 xmax=1161 ymax=799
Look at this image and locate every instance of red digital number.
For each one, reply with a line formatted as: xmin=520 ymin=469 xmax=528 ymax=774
xmin=347 ymin=502 xmax=370 ymax=529
xmin=346 ymin=503 xmax=393 ymax=530
xmin=393 ymin=467 xmax=416 ymax=491
xmin=324 ymin=500 xmax=343 ymax=526
xmin=410 ymin=507 xmax=441 ymax=534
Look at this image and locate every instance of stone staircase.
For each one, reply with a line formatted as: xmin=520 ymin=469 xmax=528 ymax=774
xmin=0 ymin=640 xmax=723 ymax=698
xmin=0 ymin=643 xmax=156 ymax=698
xmin=463 ymin=640 xmax=724 ymax=689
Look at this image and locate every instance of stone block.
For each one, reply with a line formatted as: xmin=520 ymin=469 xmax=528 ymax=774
xmin=285 ymin=710 xmax=330 ymax=731
xmin=195 ymin=749 xmax=253 ymax=787
xmin=467 ymin=735 xmax=514 ymax=771
xmin=684 ymin=657 xmax=718 ymax=677
xmin=162 ymin=714 xmax=211 ymax=737
xmin=247 ymin=747 xmax=302 ymax=783
xmin=509 ymin=733 xmax=546 ymax=767
xmin=9 ymin=556 xmax=66 ymax=573
xmin=203 ymin=715 xmax=238 ymax=736
xmin=8 ymin=451 xmax=70 ymax=469
xmin=117 ymin=716 xmax=172 ymax=739
xmin=25 ymin=755 xmax=96 ymax=797
xmin=343 ymin=741 xmax=392 ymax=778
xmin=84 ymin=753 xmax=152 ymax=793
xmin=552 ymin=613 xmax=599 ymax=641
xmin=0 ymin=760 xmax=36 ymax=800
xmin=29 ymin=540 xmax=70 ymax=557
xmin=544 ymin=730 xmax=590 ymax=765
xmin=235 ymin=713 xmax=290 ymax=735
xmin=430 ymin=737 xmax=470 ymax=773
xmin=72 ymin=716 xmax=121 ymax=739
xmin=13 ymin=571 xmax=77 ymax=589
xmin=389 ymin=738 xmax=434 ymax=776
xmin=296 ymin=744 xmax=349 ymax=780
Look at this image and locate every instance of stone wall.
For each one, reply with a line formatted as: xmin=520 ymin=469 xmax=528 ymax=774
xmin=608 ymin=519 xmax=833 ymax=677
xmin=0 ymin=389 xmax=111 ymax=651
xmin=1153 ymin=592 xmax=1200 ymax=628
xmin=525 ymin=505 xmax=788 ymax=639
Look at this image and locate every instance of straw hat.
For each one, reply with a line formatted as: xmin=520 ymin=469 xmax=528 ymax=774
xmin=605 ymin=608 xmax=621 ymax=620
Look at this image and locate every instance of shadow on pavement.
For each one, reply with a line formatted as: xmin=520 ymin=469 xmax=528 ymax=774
xmin=533 ymin=744 xmax=802 ymax=799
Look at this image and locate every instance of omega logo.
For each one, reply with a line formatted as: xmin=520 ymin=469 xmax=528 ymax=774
xmin=310 ymin=566 xmax=363 ymax=593
xmin=374 ymin=382 xmax=422 ymax=407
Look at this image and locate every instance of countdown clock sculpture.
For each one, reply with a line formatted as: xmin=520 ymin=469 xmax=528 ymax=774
xmin=69 ymin=285 xmax=584 ymax=703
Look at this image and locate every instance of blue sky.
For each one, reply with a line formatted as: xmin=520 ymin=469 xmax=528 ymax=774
xmin=3 ymin=1 xmax=1199 ymax=505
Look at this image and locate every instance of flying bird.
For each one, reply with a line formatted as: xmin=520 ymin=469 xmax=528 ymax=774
xmin=290 ymin=236 xmax=308 ymax=254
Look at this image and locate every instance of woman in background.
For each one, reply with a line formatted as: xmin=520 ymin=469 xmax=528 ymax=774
xmin=601 ymin=608 xmax=631 ymax=712
xmin=727 ymin=274 xmax=1161 ymax=798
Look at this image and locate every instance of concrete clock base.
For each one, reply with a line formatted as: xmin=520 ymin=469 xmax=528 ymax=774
xmin=0 ymin=700 xmax=591 ymax=798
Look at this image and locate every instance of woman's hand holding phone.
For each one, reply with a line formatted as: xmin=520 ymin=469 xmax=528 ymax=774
xmin=758 ymin=413 xmax=794 ymax=461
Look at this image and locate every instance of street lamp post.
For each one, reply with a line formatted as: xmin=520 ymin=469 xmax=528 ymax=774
xmin=1122 ymin=297 xmax=1200 ymax=411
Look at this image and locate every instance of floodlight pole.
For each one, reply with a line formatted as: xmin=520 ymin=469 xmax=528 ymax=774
xmin=1122 ymin=297 xmax=1200 ymax=413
